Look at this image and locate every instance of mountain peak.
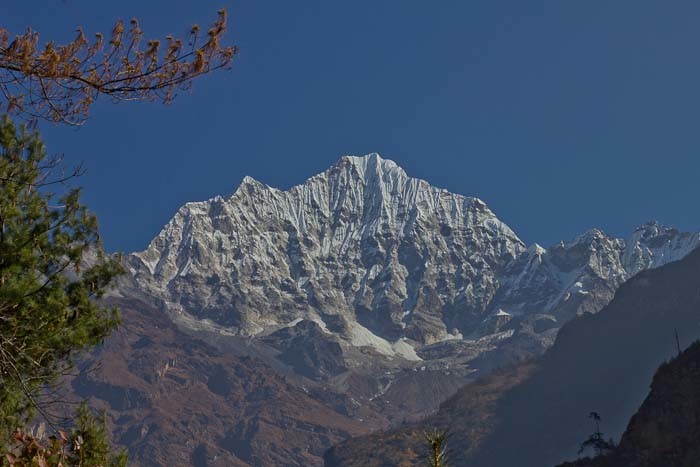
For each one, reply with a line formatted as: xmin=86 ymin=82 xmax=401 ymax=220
xmin=230 ymin=175 xmax=273 ymax=200
xmin=637 ymin=219 xmax=661 ymax=229
xmin=563 ymin=228 xmax=611 ymax=248
xmin=128 ymin=150 xmax=526 ymax=345
xmin=240 ymin=175 xmax=260 ymax=185
xmin=335 ymin=153 xmax=407 ymax=181
xmin=631 ymin=220 xmax=679 ymax=238
xmin=526 ymin=243 xmax=546 ymax=255
xmin=238 ymin=174 xmax=271 ymax=190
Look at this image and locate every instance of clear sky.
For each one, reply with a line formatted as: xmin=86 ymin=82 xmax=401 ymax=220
xmin=5 ymin=1 xmax=700 ymax=252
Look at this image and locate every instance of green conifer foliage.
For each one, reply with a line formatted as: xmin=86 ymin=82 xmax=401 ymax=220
xmin=0 ymin=116 xmax=123 ymax=444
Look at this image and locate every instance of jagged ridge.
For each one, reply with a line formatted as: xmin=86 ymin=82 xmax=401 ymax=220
xmin=125 ymin=154 xmax=700 ymax=370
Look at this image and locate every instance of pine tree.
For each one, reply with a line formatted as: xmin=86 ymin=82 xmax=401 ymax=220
xmin=425 ymin=429 xmax=449 ymax=467
xmin=578 ymin=412 xmax=615 ymax=458
xmin=5 ymin=403 xmax=128 ymax=466
xmin=0 ymin=116 xmax=123 ymax=449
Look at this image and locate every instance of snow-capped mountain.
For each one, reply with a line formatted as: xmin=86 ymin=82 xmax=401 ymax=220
xmin=125 ymin=154 xmax=700 ymax=370
xmin=492 ymin=222 xmax=700 ymax=329
xmin=469 ymin=223 xmax=700 ymax=368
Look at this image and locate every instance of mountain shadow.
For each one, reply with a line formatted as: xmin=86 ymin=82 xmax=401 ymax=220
xmin=559 ymin=339 xmax=700 ymax=467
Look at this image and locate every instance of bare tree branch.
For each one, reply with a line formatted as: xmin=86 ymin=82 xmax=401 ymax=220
xmin=0 ymin=9 xmax=237 ymax=125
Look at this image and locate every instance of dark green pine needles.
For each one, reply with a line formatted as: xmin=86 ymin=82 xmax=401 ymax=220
xmin=0 ymin=116 xmax=123 ymax=446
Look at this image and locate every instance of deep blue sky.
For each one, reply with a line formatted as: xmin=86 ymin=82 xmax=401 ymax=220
xmin=5 ymin=1 xmax=700 ymax=252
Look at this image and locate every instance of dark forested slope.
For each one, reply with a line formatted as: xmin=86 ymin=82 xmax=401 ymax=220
xmin=559 ymin=340 xmax=700 ymax=467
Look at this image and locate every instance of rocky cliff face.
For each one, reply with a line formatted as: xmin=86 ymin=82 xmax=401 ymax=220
xmin=124 ymin=154 xmax=700 ymax=378
xmin=127 ymin=153 xmax=524 ymax=350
